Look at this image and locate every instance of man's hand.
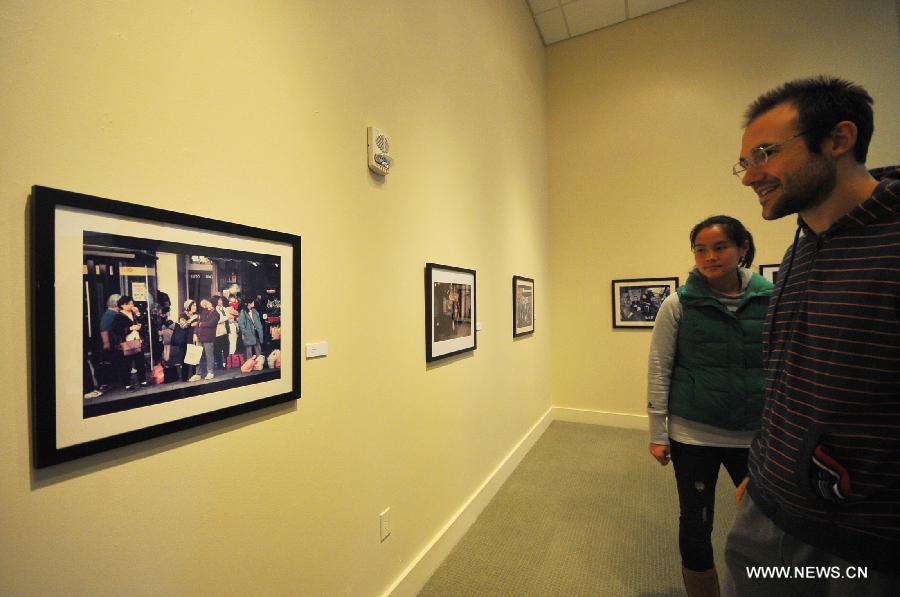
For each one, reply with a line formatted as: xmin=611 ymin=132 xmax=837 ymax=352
xmin=649 ymin=443 xmax=671 ymax=466
xmin=736 ymin=476 xmax=749 ymax=506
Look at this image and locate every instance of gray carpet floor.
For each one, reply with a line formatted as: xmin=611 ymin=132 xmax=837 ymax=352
xmin=419 ymin=421 xmax=738 ymax=596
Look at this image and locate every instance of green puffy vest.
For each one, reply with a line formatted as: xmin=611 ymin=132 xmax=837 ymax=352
xmin=668 ymin=271 xmax=773 ymax=431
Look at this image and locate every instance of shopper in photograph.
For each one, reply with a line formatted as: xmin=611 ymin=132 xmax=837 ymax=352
xmin=174 ymin=299 xmax=199 ymax=382
xmin=212 ymin=295 xmax=230 ymax=369
xmin=646 ymin=215 xmax=772 ymax=596
xmin=724 ymin=76 xmax=900 ymax=595
xmin=168 ymin=313 xmax=188 ymax=382
xmin=114 ymin=295 xmax=148 ymax=392
xmin=97 ymin=292 xmax=122 ymax=390
xmin=193 ymin=298 xmax=218 ymax=381
xmin=158 ymin=309 xmax=174 ymax=364
xmin=226 ymin=302 xmax=240 ymax=358
xmin=237 ymin=298 xmax=264 ymax=361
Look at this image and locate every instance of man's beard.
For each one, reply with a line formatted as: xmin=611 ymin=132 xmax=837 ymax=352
xmin=768 ymin=153 xmax=837 ymax=220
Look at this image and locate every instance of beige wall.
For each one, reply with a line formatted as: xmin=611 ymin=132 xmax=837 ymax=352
xmin=4 ymin=0 xmax=900 ymax=594
xmin=0 ymin=2 xmax=550 ymax=595
xmin=548 ymin=0 xmax=900 ymax=417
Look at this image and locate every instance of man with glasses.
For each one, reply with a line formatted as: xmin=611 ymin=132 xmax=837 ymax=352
xmin=723 ymin=76 xmax=899 ymax=596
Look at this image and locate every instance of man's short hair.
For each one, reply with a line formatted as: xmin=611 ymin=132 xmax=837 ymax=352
xmin=107 ymin=293 xmax=121 ymax=308
xmin=743 ymin=76 xmax=874 ymax=163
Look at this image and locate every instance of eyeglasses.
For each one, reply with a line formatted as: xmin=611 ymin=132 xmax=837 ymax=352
xmin=732 ymin=129 xmax=812 ymax=178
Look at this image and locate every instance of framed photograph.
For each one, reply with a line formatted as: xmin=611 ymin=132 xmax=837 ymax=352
xmin=512 ymin=276 xmax=534 ymax=337
xmin=612 ymin=277 xmax=679 ymax=329
xmin=759 ymin=263 xmax=780 ymax=284
xmin=31 ymin=186 xmax=300 ymax=468
xmin=425 ymin=263 xmax=476 ymax=361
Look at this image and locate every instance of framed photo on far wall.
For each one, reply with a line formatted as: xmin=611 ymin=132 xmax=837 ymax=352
xmin=759 ymin=263 xmax=780 ymax=284
xmin=512 ymin=276 xmax=534 ymax=337
xmin=31 ymin=185 xmax=300 ymax=468
xmin=425 ymin=263 xmax=476 ymax=361
xmin=612 ymin=277 xmax=679 ymax=329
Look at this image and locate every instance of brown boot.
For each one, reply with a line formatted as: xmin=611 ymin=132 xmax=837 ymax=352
xmin=681 ymin=566 xmax=720 ymax=597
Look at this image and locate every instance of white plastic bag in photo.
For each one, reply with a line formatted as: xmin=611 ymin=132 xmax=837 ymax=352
xmin=184 ymin=343 xmax=203 ymax=365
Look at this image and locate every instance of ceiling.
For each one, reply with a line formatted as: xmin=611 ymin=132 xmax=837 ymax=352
xmin=527 ymin=0 xmax=691 ymax=45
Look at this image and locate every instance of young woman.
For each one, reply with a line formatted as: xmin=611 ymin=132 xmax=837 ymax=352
xmin=212 ymin=295 xmax=230 ymax=369
xmin=646 ymin=215 xmax=772 ymax=597
xmin=113 ymin=295 xmax=148 ymax=391
xmin=173 ymin=299 xmax=199 ymax=382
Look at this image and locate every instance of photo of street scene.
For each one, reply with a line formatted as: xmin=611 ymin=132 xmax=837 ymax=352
xmin=432 ymin=282 xmax=473 ymax=342
xmin=515 ymin=281 xmax=533 ymax=330
xmin=618 ymin=285 xmax=671 ymax=323
xmin=82 ymin=231 xmax=283 ymax=418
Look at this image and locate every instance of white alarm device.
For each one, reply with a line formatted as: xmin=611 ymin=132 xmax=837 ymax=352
xmin=367 ymin=126 xmax=393 ymax=176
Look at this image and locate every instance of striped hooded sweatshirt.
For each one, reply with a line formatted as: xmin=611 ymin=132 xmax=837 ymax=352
xmin=747 ymin=165 xmax=900 ymax=573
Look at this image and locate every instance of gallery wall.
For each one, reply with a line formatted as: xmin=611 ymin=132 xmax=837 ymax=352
xmin=547 ymin=0 xmax=900 ymax=420
xmin=0 ymin=1 xmax=550 ymax=595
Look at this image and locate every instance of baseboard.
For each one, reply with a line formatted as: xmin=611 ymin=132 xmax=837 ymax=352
xmin=551 ymin=406 xmax=647 ymax=430
xmin=382 ymin=407 xmax=554 ymax=597
xmin=382 ymin=406 xmax=644 ymax=595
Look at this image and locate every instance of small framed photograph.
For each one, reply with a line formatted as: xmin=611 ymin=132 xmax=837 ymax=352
xmin=612 ymin=277 xmax=678 ymax=329
xmin=759 ymin=263 xmax=780 ymax=284
xmin=425 ymin=263 xmax=476 ymax=361
xmin=512 ymin=276 xmax=534 ymax=337
xmin=31 ymin=186 xmax=300 ymax=468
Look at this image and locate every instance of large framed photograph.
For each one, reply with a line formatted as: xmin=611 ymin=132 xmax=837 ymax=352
xmin=425 ymin=263 xmax=476 ymax=361
xmin=612 ymin=277 xmax=678 ymax=329
xmin=759 ymin=263 xmax=780 ymax=284
xmin=31 ymin=186 xmax=300 ymax=468
xmin=512 ymin=276 xmax=534 ymax=337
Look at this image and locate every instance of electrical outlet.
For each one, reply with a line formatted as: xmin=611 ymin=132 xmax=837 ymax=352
xmin=379 ymin=507 xmax=392 ymax=542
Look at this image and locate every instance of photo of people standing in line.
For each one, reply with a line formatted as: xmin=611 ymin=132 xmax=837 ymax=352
xmin=619 ymin=285 xmax=671 ymax=323
xmin=82 ymin=230 xmax=284 ymax=418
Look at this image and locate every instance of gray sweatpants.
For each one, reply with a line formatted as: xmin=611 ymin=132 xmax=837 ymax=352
xmin=198 ymin=341 xmax=216 ymax=377
xmin=722 ymin=493 xmax=895 ymax=597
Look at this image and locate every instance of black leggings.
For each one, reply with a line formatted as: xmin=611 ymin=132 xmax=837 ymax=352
xmin=213 ymin=335 xmax=229 ymax=368
xmin=669 ymin=439 xmax=749 ymax=572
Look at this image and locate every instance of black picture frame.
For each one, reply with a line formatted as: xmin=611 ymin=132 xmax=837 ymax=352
xmin=512 ymin=276 xmax=534 ymax=337
xmin=31 ymin=186 xmax=301 ymax=468
xmin=611 ymin=277 xmax=678 ymax=329
xmin=425 ymin=263 xmax=476 ymax=361
xmin=759 ymin=263 xmax=780 ymax=284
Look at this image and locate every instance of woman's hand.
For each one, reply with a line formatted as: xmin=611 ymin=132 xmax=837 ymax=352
xmin=649 ymin=443 xmax=671 ymax=466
